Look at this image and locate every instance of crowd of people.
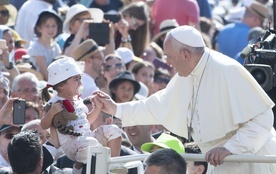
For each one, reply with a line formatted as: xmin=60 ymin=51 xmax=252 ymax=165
xmin=0 ymin=0 xmax=275 ymax=174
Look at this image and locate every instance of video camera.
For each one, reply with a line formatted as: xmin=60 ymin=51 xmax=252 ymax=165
xmin=242 ymin=0 xmax=276 ymax=91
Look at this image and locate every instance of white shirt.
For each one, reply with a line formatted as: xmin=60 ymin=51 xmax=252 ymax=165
xmin=0 ymin=154 xmax=9 ymax=168
xmin=81 ymin=72 xmax=99 ymax=99
xmin=115 ymin=48 xmax=276 ymax=173
xmin=15 ymin=0 xmax=53 ymax=48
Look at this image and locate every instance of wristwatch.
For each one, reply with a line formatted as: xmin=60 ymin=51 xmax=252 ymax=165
xmin=5 ymin=62 xmax=13 ymax=70
xmin=121 ymin=34 xmax=132 ymax=43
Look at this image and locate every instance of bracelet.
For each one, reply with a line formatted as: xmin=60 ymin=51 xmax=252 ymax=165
xmin=5 ymin=62 xmax=13 ymax=70
xmin=121 ymin=34 xmax=132 ymax=43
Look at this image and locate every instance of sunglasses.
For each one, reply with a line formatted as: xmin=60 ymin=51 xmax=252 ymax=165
xmin=4 ymin=133 xmax=14 ymax=140
xmin=76 ymin=17 xmax=91 ymax=23
xmin=0 ymin=10 xmax=9 ymax=17
xmin=130 ymin=16 xmax=140 ymax=29
xmin=104 ymin=63 xmax=123 ymax=72
xmin=154 ymin=76 xmax=170 ymax=84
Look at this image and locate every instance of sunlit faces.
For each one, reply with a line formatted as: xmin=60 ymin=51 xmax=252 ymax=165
xmin=2 ymin=30 xmax=14 ymax=53
xmin=0 ymin=127 xmax=21 ymax=162
xmin=0 ymin=6 xmax=9 ymax=25
xmin=62 ymin=74 xmax=83 ymax=96
xmin=134 ymin=66 xmax=154 ymax=89
xmin=37 ymin=17 xmax=59 ymax=39
xmin=14 ymin=79 xmax=39 ymax=103
xmin=111 ymin=81 xmax=135 ymax=103
xmin=103 ymin=57 xmax=125 ymax=83
xmin=127 ymin=16 xmax=145 ymax=31
xmin=25 ymin=107 xmax=39 ymax=123
xmin=69 ymin=13 xmax=91 ymax=34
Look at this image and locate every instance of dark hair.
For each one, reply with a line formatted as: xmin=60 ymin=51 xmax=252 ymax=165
xmin=185 ymin=143 xmax=208 ymax=174
xmin=34 ymin=11 xmax=62 ymax=38
xmin=41 ymin=79 xmax=67 ymax=103
xmin=121 ymin=1 xmax=150 ymax=56
xmin=8 ymin=130 xmax=42 ymax=174
xmin=132 ymin=61 xmax=155 ymax=75
xmin=145 ymin=148 xmax=186 ymax=174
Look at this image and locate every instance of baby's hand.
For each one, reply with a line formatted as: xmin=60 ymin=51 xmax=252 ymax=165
xmin=49 ymin=102 xmax=63 ymax=115
xmin=91 ymin=95 xmax=103 ymax=109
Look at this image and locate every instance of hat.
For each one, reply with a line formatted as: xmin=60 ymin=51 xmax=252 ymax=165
xmin=34 ymin=10 xmax=63 ymax=38
xmin=141 ymin=133 xmax=185 ymax=154
xmin=246 ymin=1 xmax=268 ymax=20
xmin=0 ymin=0 xmax=17 ymax=27
xmin=0 ymin=25 xmax=10 ymax=39
xmin=72 ymin=39 xmax=102 ymax=61
xmin=11 ymin=29 xmax=26 ymax=45
xmin=88 ymin=8 xmax=104 ymax=23
xmin=135 ymin=82 xmax=148 ymax=100
xmin=170 ymin=26 xmax=206 ymax=47
xmin=225 ymin=7 xmax=246 ymax=23
xmin=0 ymin=124 xmax=13 ymax=133
xmin=63 ymin=4 xmax=90 ymax=33
xmin=109 ymin=71 xmax=140 ymax=95
xmin=14 ymin=48 xmax=27 ymax=62
xmin=47 ymin=56 xmax=82 ymax=86
xmin=152 ymin=19 xmax=179 ymax=42
xmin=115 ymin=47 xmax=135 ymax=64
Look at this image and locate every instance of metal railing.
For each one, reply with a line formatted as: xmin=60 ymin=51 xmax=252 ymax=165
xmin=86 ymin=146 xmax=276 ymax=174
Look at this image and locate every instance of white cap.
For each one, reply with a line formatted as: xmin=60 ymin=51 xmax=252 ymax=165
xmin=47 ymin=56 xmax=83 ymax=86
xmin=170 ymin=26 xmax=205 ymax=47
xmin=115 ymin=47 xmax=135 ymax=64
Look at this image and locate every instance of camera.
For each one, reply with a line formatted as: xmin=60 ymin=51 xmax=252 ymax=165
xmin=89 ymin=23 xmax=110 ymax=46
xmin=13 ymin=99 xmax=26 ymax=125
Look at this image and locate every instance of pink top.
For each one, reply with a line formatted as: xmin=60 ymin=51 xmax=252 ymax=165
xmin=151 ymin=0 xmax=200 ymax=35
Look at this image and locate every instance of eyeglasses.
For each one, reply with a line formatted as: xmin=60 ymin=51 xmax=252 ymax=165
xmin=154 ymin=76 xmax=170 ymax=84
xmin=17 ymin=88 xmax=38 ymax=94
xmin=104 ymin=63 xmax=124 ymax=72
xmin=4 ymin=133 xmax=14 ymax=140
xmin=0 ymin=10 xmax=9 ymax=17
xmin=130 ymin=17 xmax=140 ymax=29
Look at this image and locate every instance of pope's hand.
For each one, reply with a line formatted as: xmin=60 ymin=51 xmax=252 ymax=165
xmin=205 ymin=147 xmax=232 ymax=166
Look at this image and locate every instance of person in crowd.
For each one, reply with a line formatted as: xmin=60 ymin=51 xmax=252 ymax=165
xmin=131 ymin=60 xmax=155 ymax=96
xmin=115 ymin=1 xmax=151 ymax=57
xmin=0 ymin=25 xmax=20 ymax=84
xmin=62 ymin=4 xmax=114 ymax=57
xmin=97 ymin=54 xmax=126 ymax=95
xmin=115 ymin=47 xmax=142 ymax=71
xmin=15 ymin=0 xmax=56 ymax=47
xmin=185 ymin=142 xmax=208 ymax=174
xmin=72 ymin=39 xmax=104 ymax=99
xmin=94 ymin=25 xmax=276 ymax=173
xmin=0 ymin=124 xmax=21 ymax=168
xmin=150 ymin=68 xmax=170 ymax=95
xmin=40 ymin=56 xmax=121 ymax=174
xmin=216 ymin=1 xmax=268 ymax=58
xmin=123 ymin=125 xmax=155 ymax=154
xmin=28 ymin=10 xmax=62 ymax=80
xmin=0 ymin=74 xmax=10 ymax=109
xmin=144 ymin=148 xmax=187 ymax=174
xmin=109 ymin=70 xmax=140 ymax=103
xmin=10 ymin=72 xmax=40 ymax=105
xmin=0 ymin=0 xmax=17 ymax=28
xmin=151 ymin=0 xmax=200 ymax=35
xmin=141 ymin=133 xmax=185 ymax=154
xmin=152 ymin=19 xmax=179 ymax=50
xmin=25 ymin=101 xmax=40 ymax=123
xmin=22 ymin=119 xmax=50 ymax=144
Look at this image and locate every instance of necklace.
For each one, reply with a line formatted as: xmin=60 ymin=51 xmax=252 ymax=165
xmin=187 ymin=51 xmax=210 ymax=142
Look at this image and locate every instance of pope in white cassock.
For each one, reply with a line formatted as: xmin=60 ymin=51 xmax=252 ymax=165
xmin=94 ymin=25 xmax=276 ymax=174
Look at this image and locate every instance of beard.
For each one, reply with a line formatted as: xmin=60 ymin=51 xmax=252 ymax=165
xmin=44 ymin=0 xmax=56 ymax=4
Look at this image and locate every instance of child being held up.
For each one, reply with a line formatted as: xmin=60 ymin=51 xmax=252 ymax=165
xmin=40 ymin=56 xmax=122 ymax=174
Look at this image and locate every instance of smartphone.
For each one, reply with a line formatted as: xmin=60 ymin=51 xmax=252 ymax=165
xmin=13 ymin=99 xmax=26 ymax=125
xmin=104 ymin=14 xmax=121 ymax=23
xmin=89 ymin=23 xmax=110 ymax=46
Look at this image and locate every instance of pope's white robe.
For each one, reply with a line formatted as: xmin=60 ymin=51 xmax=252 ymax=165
xmin=115 ymin=48 xmax=276 ymax=173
